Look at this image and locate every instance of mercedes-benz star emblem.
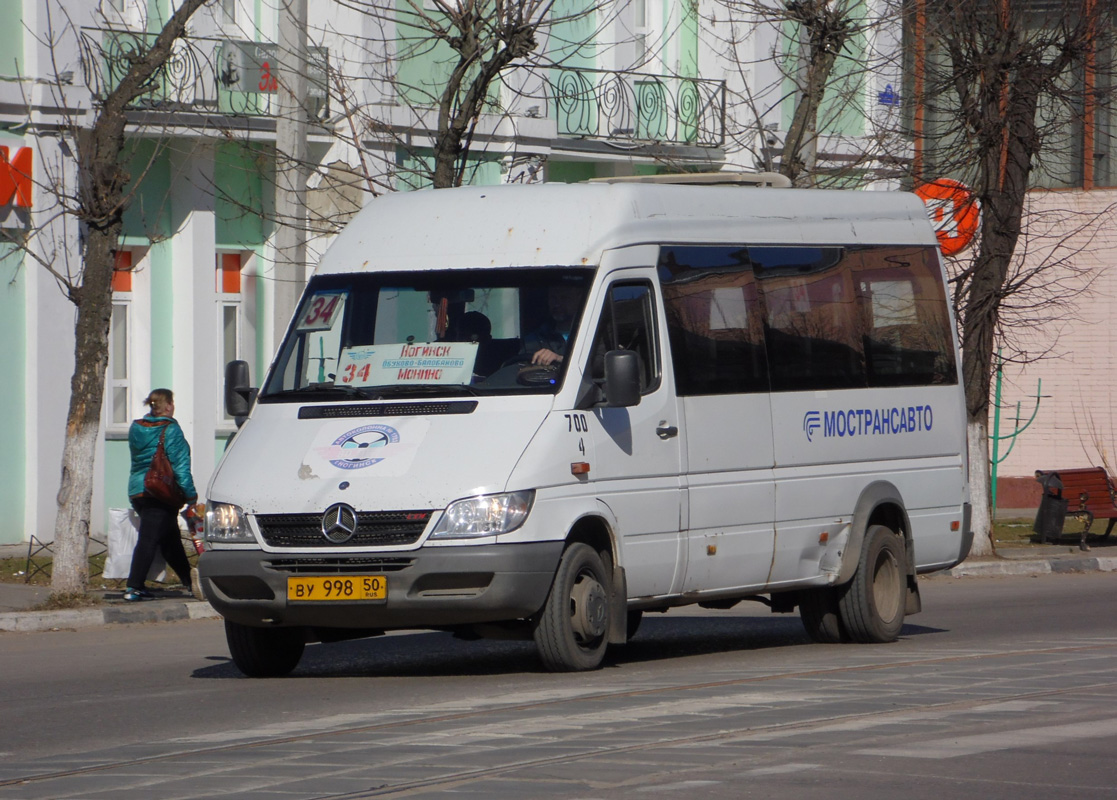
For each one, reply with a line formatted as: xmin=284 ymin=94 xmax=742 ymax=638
xmin=321 ymin=503 xmax=358 ymax=544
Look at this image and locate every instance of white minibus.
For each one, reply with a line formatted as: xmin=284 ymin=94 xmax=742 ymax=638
xmin=198 ymin=179 xmax=972 ymax=676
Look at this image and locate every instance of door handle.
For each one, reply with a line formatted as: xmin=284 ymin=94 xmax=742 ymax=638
xmin=656 ymin=423 xmax=679 ymax=440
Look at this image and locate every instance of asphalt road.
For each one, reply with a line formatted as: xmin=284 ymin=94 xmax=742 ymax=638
xmin=2 ymin=571 xmax=1116 ymax=799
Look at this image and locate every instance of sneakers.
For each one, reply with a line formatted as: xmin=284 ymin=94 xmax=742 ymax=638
xmin=123 ymin=587 xmax=154 ymax=602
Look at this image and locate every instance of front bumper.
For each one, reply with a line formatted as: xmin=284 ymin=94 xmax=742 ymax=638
xmin=197 ymin=542 xmax=563 ymax=630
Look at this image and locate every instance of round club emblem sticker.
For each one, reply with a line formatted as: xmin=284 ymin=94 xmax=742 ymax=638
xmin=328 ymin=424 xmax=400 ymax=470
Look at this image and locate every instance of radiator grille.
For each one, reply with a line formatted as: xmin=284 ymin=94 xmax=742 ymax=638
xmin=265 ymin=557 xmax=415 ymax=574
xmin=255 ymin=510 xmax=433 ymax=548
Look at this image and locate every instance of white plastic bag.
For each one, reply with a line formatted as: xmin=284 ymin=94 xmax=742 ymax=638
xmin=104 ymin=508 xmax=166 ymax=581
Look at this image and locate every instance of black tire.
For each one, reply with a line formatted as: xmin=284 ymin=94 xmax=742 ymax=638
xmin=533 ymin=543 xmax=611 ymax=671
xmin=838 ymin=524 xmax=907 ymax=643
xmin=225 ymin=620 xmax=306 ymax=678
xmin=799 ymin=587 xmax=848 ymax=643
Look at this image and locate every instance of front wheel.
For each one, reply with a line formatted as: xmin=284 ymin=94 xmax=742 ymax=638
xmin=225 ymin=620 xmax=306 ymax=677
xmin=533 ymin=543 xmax=611 ymax=671
xmin=838 ymin=525 xmax=907 ymax=643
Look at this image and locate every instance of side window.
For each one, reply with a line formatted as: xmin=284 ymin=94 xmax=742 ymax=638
xmin=751 ymin=247 xmax=866 ymax=392
xmin=851 ymin=246 xmax=958 ymax=386
xmin=659 ymin=244 xmax=956 ymax=395
xmin=658 ymin=246 xmax=769 ymax=395
xmin=589 ymin=281 xmax=659 ymax=393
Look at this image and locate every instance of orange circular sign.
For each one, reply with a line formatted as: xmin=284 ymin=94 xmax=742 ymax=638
xmin=915 ymin=179 xmax=980 ymax=257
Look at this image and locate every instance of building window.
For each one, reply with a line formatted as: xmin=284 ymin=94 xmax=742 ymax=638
xmin=101 ymin=0 xmax=146 ymax=29
xmin=107 ymin=250 xmax=134 ymax=429
xmin=216 ymin=252 xmax=248 ymax=424
xmin=913 ymin=0 xmax=1112 ymax=190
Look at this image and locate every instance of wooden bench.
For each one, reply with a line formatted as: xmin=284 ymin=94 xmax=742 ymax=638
xmin=1034 ymin=467 xmax=1117 ymax=551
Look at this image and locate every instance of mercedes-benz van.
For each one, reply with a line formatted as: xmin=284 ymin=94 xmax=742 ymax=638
xmin=198 ymin=178 xmax=972 ymax=676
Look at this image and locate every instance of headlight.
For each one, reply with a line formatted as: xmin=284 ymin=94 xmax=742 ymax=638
xmin=429 ymin=491 xmax=534 ymax=539
xmin=204 ymin=501 xmax=255 ymax=544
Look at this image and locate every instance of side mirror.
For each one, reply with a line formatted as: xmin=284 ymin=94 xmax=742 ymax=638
xmin=604 ymin=350 xmax=641 ymax=408
xmin=225 ymin=360 xmax=257 ymax=427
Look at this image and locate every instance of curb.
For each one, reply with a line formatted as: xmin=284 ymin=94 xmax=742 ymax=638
xmin=938 ymin=556 xmax=1117 ymax=578
xmin=0 ymin=598 xmax=221 ymax=633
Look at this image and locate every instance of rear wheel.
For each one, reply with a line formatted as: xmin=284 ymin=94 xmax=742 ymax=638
xmin=838 ymin=525 xmax=907 ymax=643
xmin=225 ymin=620 xmax=306 ymax=678
xmin=799 ymin=587 xmax=847 ymax=643
xmin=533 ymin=543 xmax=611 ymax=671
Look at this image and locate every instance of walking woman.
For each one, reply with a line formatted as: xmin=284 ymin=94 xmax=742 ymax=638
xmin=125 ymin=389 xmax=197 ymax=601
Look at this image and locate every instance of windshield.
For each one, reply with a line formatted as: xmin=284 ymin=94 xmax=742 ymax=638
xmin=261 ymin=268 xmax=594 ymax=401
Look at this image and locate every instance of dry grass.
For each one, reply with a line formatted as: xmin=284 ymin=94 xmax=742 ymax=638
xmin=0 ymin=539 xmax=199 ymax=589
xmin=991 ymin=516 xmax=1040 ymax=547
xmin=33 ymin=592 xmax=103 ymax=610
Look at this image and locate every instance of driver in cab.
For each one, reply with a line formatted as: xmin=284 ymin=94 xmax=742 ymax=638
xmin=527 ymin=284 xmax=582 ymax=366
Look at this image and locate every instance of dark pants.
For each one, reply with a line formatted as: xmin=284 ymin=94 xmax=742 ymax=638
xmin=128 ymin=497 xmax=192 ymax=590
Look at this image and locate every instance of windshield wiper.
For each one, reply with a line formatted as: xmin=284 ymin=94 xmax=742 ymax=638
xmin=263 ymin=384 xmax=383 ymax=402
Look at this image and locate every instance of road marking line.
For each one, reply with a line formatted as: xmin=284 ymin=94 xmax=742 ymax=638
xmin=743 ymin=763 xmax=821 ymax=776
xmin=858 ymin=717 xmax=1117 ymax=759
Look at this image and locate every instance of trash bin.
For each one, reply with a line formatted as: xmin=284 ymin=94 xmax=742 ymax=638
xmin=1033 ymin=471 xmax=1067 ymax=543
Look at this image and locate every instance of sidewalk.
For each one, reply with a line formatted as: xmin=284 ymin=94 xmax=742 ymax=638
xmin=2 ymin=539 xmax=1114 ymax=634
xmin=0 ymin=543 xmax=219 ymax=632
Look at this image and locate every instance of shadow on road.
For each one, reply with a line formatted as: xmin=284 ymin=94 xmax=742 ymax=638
xmin=191 ymin=613 xmax=947 ymax=680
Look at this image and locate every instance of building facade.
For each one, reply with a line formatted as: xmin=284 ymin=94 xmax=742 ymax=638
xmin=0 ymin=0 xmax=910 ymax=546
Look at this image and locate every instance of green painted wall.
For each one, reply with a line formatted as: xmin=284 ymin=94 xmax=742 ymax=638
xmin=548 ymin=0 xmax=597 ymax=69
xmin=678 ymin=0 xmax=699 ymax=79
xmin=148 ymin=241 xmax=174 ymax=388
xmin=215 ymin=143 xmax=272 ymax=379
xmin=123 ymin=141 xmax=172 ymax=239
xmin=548 ymin=161 xmax=597 ymax=183
xmin=396 ymin=148 xmax=502 ymax=190
xmin=216 ymin=142 xmax=272 ymax=248
xmin=104 ymin=440 xmax=132 ymax=513
xmin=394 ymin=2 xmax=463 ymax=107
xmin=549 ymin=0 xmax=598 ymax=136
xmin=0 ymin=231 xmax=26 ymax=544
xmin=782 ymin=3 xmax=868 ymax=139
xmin=0 ymin=0 xmax=22 ymax=78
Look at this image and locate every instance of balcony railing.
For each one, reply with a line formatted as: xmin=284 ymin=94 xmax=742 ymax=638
xmin=77 ymin=28 xmax=723 ymax=150
xmin=546 ymin=68 xmax=725 ymax=148
xmin=78 ymin=28 xmax=329 ymax=119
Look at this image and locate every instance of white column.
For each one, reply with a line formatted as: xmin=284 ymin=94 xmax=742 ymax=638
xmin=26 ymin=140 xmax=81 ymax=543
xmin=169 ymin=142 xmax=218 ymax=496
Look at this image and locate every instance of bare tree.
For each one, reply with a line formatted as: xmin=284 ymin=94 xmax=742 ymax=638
xmin=19 ymin=0 xmax=213 ymax=599
xmin=322 ymin=0 xmax=657 ymax=190
xmin=776 ymin=0 xmax=860 ymax=184
xmin=710 ymin=0 xmax=1117 ymax=557
xmin=705 ymin=1 xmax=905 ymax=184
xmin=917 ymin=0 xmax=1115 ymax=555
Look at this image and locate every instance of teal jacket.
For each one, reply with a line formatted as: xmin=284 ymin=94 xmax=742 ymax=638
xmin=128 ymin=415 xmax=198 ymax=503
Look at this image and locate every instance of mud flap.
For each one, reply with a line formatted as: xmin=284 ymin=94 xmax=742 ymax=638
xmin=608 ymin=565 xmax=628 ymax=645
xmin=905 ymin=575 xmax=922 ymax=615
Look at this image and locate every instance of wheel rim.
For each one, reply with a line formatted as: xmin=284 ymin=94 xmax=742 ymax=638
xmin=569 ymin=568 xmax=608 ymax=644
xmin=871 ymin=547 xmax=902 ymax=624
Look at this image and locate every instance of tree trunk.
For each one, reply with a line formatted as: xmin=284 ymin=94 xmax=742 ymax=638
xmin=48 ymin=0 xmax=209 ymax=597
xmin=967 ymin=419 xmax=995 ymax=558
xmin=781 ymin=46 xmax=838 ymax=184
xmin=51 ymin=222 xmax=118 ymax=594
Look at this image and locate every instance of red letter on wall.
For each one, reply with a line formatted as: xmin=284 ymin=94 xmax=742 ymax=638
xmin=0 ymin=146 xmax=33 ymax=208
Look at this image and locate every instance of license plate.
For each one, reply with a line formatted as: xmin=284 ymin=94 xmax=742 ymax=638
xmin=287 ymin=575 xmax=387 ymax=602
